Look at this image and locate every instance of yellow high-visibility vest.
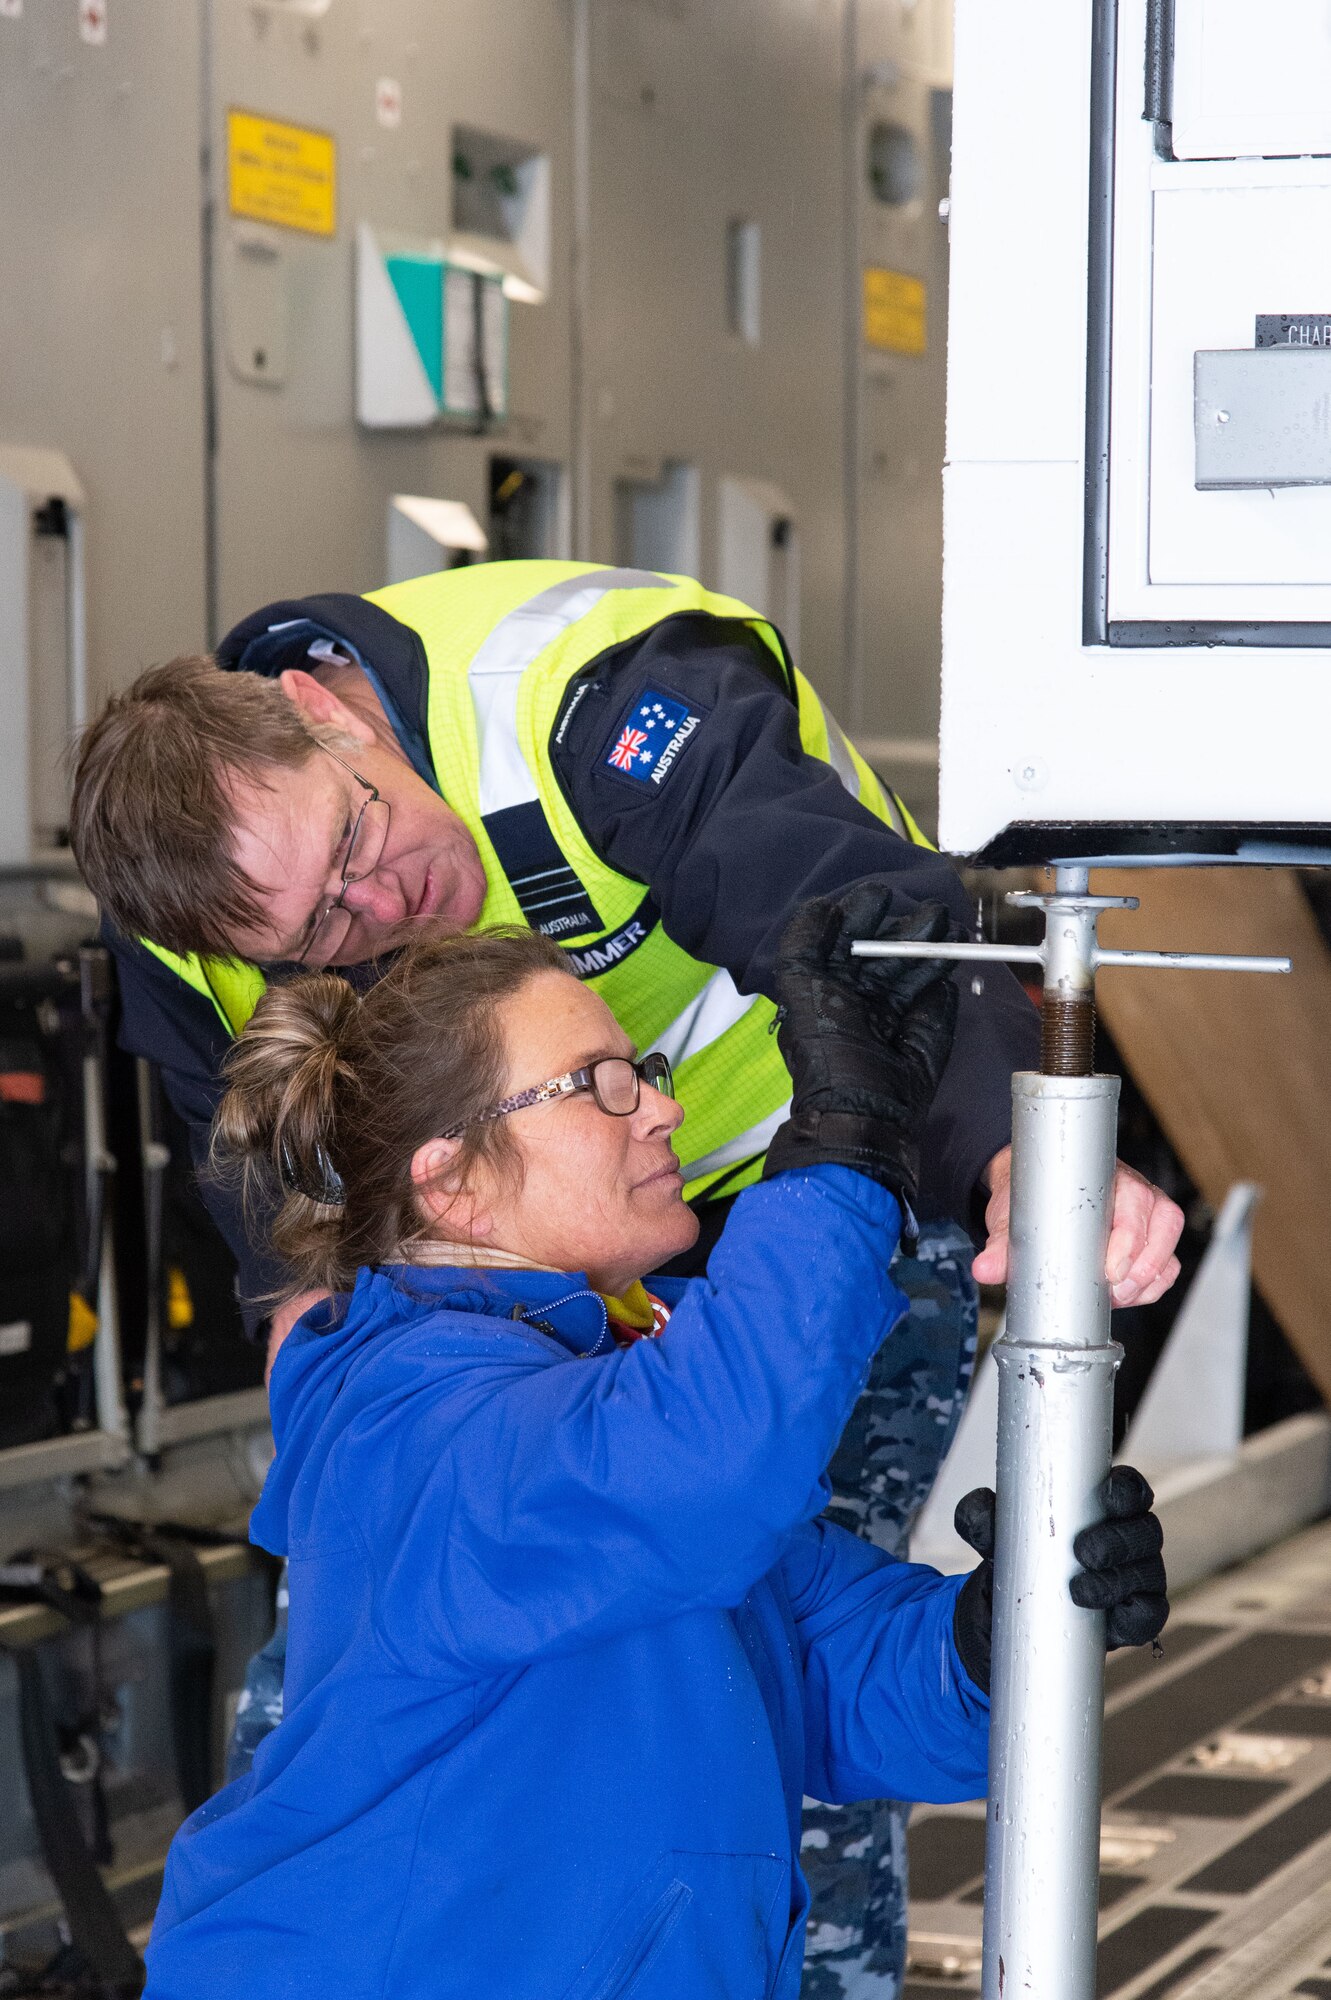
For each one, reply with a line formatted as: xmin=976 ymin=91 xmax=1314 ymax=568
xmin=144 ymin=561 xmax=929 ymax=1201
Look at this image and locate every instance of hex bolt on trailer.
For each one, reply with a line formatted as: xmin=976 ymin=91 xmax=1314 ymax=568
xmin=853 ymin=866 xmax=1290 ymax=2000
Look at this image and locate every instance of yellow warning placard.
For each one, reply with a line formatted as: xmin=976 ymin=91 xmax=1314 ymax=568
xmin=227 ymin=108 xmax=336 ymax=237
xmin=863 ymin=267 xmax=927 ymax=356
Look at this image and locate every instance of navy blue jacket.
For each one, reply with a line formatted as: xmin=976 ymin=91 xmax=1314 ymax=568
xmin=108 ymin=591 xmax=1039 ymax=1329
xmin=144 ymin=1167 xmax=989 ymax=1999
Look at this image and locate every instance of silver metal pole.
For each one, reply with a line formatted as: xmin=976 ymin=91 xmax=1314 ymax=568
xmin=853 ymin=876 xmax=1288 ymax=1996
xmin=66 ymin=505 xmax=89 ymax=732
xmin=1095 ymin=949 xmax=1289 ymax=973
xmin=981 ymin=1072 xmax=1122 ymax=2000
xmin=82 ymin=1043 xmax=130 ymax=1449
xmin=853 ymin=940 xmax=1046 ymax=965
xmin=852 ymin=940 xmax=1288 ymax=974
xmin=135 ymin=1056 xmax=171 ymax=1458
xmin=79 ymin=947 xmax=130 ymax=1449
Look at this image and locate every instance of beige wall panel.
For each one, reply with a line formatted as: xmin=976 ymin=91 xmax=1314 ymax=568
xmin=585 ymin=0 xmax=850 ymax=708
xmin=209 ymin=0 xmax=574 ymax=628
xmin=851 ymin=0 xmax=951 ymax=751
xmin=0 ymin=0 xmax=958 ymax=750
xmin=0 ymin=0 xmax=208 ymax=706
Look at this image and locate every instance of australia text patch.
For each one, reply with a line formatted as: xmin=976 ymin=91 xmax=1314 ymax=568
xmin=601 ymin=688 xmax=706 ymax=790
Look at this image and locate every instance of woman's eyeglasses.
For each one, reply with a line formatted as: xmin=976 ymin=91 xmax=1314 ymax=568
xmin=295 ymin=747 xmax=392 ymax=967
xmin=439 ymin=1052 xmax=674 ymax=1142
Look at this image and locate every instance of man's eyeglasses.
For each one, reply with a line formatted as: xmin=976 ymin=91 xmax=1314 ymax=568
xmin=439 ymin=1052 xmax=674 ymax=1141
xmin=294 ymin=747 xmax=392 ymax=967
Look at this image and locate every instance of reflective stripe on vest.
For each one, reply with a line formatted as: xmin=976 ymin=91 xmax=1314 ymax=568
xmin=144 ymin=561 xmax=932 ymax=1198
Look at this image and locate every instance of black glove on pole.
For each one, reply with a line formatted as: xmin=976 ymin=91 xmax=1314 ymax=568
xmin=763 ymin=881 xmax=960 ymax=1221
xmin=951 ymin=1467 xmax=1169 ymax=1696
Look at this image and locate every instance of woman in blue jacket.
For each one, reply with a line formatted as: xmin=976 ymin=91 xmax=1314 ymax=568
xmin=145 ymin=882 xmax=1165 ymax=1999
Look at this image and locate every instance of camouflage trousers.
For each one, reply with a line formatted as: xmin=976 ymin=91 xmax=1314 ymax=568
xmin=225 ymin=1565 xmax=287 ymax=1785
xmin=799 ymin=1221 xmax=979 ymax=2000
xmin=224 ymin=1225 xmax=979 ymax=1999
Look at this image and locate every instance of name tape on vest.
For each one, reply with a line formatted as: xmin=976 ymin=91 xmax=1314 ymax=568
xmin=562 ymin=893 xmax=660 ymax=980
xmin=601 ymin=689 xmax=706 ymax=791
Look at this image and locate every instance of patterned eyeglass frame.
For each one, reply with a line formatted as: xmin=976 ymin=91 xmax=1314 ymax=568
xmin=295 ymin=746 xmax=390 ymax=967
xmin=439 ymin=1053 xmax=674 ymax=1142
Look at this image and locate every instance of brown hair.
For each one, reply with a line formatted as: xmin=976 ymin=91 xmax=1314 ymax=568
xmin=70 ymin=656 xmax=325 ymax=956
xmin=212 ymin=925 xmax=568 ymax=1301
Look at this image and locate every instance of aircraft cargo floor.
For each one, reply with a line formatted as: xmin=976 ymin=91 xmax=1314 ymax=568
xmin=905 ymin=1515 xmax=1331 ymax=2000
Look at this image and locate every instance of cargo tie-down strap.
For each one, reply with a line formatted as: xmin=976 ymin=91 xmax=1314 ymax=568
xmin=0 ymin=1554 xmax=142 ymax=1993
xmin=0 ymin=1517 xmax=236 ymax=1995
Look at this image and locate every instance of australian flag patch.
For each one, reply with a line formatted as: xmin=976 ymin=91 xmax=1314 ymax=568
xmin=602 ymin=688 xmax=706 ymax=789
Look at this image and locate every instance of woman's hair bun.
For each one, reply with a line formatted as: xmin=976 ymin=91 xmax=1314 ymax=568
xmin=212 ymin=926 xmax=569 ymax=1303
xmin=213 ymin=973 xmax=361 ymax=1215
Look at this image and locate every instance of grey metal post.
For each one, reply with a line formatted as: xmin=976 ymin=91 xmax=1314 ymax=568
xmin=135 ymin=1056 xmax=171 ymax=1458
xmin=981 ymin=1073 xmax=1122 ymax=2000
xmin=79 ymin=948 xmax=129 ymax=1449
xmin=851 ymin=867 xmax=1290 ymax=2000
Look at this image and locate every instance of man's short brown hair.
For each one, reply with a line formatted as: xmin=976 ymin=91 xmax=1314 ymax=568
xmin=70 ymin=656 xmax=319 ymax=957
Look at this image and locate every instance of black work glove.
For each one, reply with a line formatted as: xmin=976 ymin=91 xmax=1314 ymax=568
xmin=762 ymin=882 xmax=960 ymax=1217
xmin=951 ymin=1466 xmax=1169 ymax=1696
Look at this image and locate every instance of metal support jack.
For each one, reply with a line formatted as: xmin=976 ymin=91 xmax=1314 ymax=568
xmin=912 ymin=1180 xmax=1263 ymax=1576
xmin=854 ymin=867 xmax=1288 ymax=2000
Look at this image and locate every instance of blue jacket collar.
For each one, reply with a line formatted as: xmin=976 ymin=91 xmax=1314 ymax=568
xmin=381 ymin=1262 xmax=616 ymax=1359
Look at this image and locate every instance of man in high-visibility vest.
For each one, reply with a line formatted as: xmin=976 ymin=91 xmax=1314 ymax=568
xmin=71 ymin=561 xmax=1182 ymax=1998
